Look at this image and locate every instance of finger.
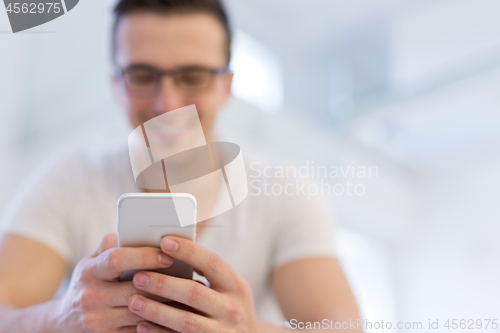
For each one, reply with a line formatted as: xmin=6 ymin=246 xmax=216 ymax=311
xmin=132 ymin=271 xmax=227 ymax=317
xmin=194 ymin=279 xmax=209 ymax=288
xmin=129 ymin=295 xmax=219 ymax=333
xmin=137 ymin=321 xmax=177 ymax=333
xmin=165 ymin=301 xmax=202 ymax=314
xmin=117 ymin=326 xmax=140 ymax=333
xmin=92 ymin=247 xmax=174 ymax=281
xmin=89 ymin=233 xmax=118 ymax=258
xmin=160 ymin=236 xmax=239 ymax=291
xmin=103 ymin=281 xmax=173 ymax=307
xmin=89 ymin=307 xmax=144 ymax=328
xmin=114 ymin=307 xmax=145 ymax=327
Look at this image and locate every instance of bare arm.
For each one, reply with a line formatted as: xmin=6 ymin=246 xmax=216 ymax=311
xmin=0 ymin=234 xmax=67 ymax=307
xmin=272 ymin=257 xmax=362 ymax=332
xmin=0 ymin=233 xmax=177 ymax=333
xmin=0 ymin=300 xmax=61 ymax=333
xmin=0 ymin=234 xmax=67 ymax=332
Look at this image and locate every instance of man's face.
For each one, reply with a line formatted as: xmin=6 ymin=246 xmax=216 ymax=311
xmin=113 ymin=12 xmax=233 ymax=142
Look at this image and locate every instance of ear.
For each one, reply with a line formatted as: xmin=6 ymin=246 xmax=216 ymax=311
xmin=110 ymin=73 xmax=125 ymax=105
xmin=222 ymin=70 xmax=234 ymax=102
xmin=110 ymin=73 xmax=119 ymax=95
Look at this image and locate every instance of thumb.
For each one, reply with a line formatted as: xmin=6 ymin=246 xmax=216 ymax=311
xmin=89 ymin=233 xmax=118 ymax=258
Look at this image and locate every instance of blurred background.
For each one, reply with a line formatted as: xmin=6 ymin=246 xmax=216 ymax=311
xmin=1 ymin=0 xmax=500 ymax=331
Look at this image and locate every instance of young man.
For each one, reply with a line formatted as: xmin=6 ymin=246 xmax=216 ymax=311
xmin=0 ymin=0 xmax=361 ymax=332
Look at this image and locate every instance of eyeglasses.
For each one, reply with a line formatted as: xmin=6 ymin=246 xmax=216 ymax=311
xmin=117 ymin=64 xmax=229 ymax=97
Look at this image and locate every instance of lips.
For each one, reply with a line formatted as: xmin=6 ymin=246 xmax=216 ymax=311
xmin=4 ymin=0 xmax=79 ymax=33
xmin=128 ymin=105 xmax=249 ymax=226
xmin=148 ymin=124 xmax=186 ymax=141
xmin=145 ymin=111 xmax=199 ymax=142
xmin=146 ymin=119 xmax=194 ymax=144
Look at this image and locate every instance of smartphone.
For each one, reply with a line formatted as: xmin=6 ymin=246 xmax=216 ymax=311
xmin=117 ymin=193 xmax=197 ymax=281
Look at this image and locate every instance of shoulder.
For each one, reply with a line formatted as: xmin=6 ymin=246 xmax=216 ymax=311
xmin=242 ymin=155 xmax=333 ymax=220
xmin=18 ymin=144 xmax=133 ymax=197
xmin=244 ymin=156 xmax=322 ymax=200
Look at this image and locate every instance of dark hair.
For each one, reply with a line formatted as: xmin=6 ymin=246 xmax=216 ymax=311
xmin=112 ymin=0 xmax=232 ymax=64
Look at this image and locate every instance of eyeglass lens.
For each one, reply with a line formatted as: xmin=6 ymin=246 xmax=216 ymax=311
xmin=124 ymin=67 xmax=218 ymax=96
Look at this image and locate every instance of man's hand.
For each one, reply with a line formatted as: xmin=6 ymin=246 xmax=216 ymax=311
xmin=51 ymin=233 xmax=175 ymax=333
xmin=128 ymin=236 xmax=266 ymax=333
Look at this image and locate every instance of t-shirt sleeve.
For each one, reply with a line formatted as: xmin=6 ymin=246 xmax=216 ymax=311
xmin=272 ymin=180 xmax=337 ymax=268
xmin=0 ymin=154 xmax=78 ymax=265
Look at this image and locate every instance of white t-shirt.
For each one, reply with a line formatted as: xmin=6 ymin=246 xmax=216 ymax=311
xmin=0 ymin=145 xmax=337 ymax=324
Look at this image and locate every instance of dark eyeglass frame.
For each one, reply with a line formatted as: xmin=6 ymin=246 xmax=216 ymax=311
xmin=116 ymin=64 xmax=229 ymax=97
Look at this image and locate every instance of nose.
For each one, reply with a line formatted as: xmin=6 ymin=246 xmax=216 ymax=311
xmin=153 ymin=76 xmax=185 ymax=114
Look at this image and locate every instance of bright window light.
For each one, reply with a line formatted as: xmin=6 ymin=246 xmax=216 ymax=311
xmin=230 ymin=30 xmax=284 ymax=113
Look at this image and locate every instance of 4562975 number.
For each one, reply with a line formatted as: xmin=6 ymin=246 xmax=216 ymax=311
xmin=6 ymin=2 xmax=62 ymax=14
xmin=444 ymin=319 xmax=498 ymax=330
